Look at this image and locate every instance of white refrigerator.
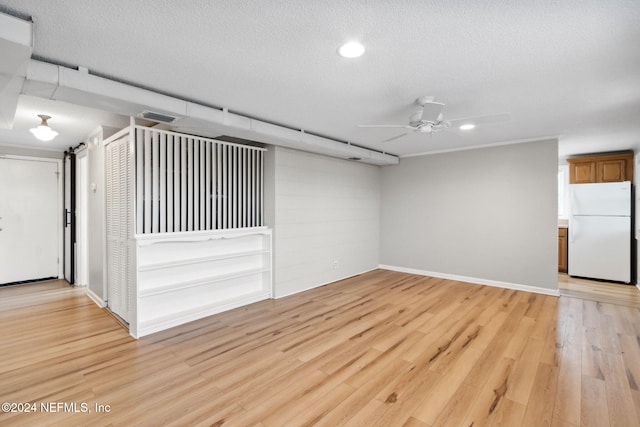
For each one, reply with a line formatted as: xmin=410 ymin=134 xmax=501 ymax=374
xmin=568 ymin=181 xmax=631 ymax=283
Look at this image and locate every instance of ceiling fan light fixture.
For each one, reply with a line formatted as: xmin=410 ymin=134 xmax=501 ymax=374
xmin=338 ymin=41 xmax=365 ymax=58
xmin=459 ymin=123 xmax=476 ymax=131
xmin=29 ymin=114 xmax=59 ymax=141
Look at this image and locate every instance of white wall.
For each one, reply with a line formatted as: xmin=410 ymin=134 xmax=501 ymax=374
xmin=380 ymin=139 xmax=559 ymax=293
xmin=635 ymin=153 xmax=640 ymax=287
xmin=86 ymin=129 xmax=107 ymax=303
xmin=271 ymin=147 xmax=380 ymax=297
xmin=0 ymin=144 xmax=62 ymax=159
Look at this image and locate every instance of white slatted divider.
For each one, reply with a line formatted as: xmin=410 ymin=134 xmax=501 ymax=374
xmin=210 ymin=143 xmax=219 ymax=230
xmin=216 ymin=144 xmax=222 ymax=229
xmin=193 ymin=138 xmax=200 ymax=231
xmin=231 ymin=146 xmax=237 ymax=229
xmin=187 ymin=137 xmax=194 ymax=231
xmin=199 ymin=140 xmax=206 ymax=231
xmin=159 ymin=133 xmax=167 ymax=233
xmin=173 ymin=135 xmax=181 ymax=232
xmin=143 ymin=130 xmax=152 ymax=233
xmin=251 ymin=149 xmax=256 ymax=227
xmin=247 ymin=149 xmax=252 ymax=227
xmin=151 ymin=131 xmax=160 ymax=233
xmin=135 ymin=128 xmax=144 ymax=234
xmin=180 ymin=136 xmax=187 ymax=231
xmin=133 ymin=127 xmax=265 ymax=234
xmin=222 ymin=145 xmax=228 ymax=229
xmin=260 ymin=150 xmax=264 ymax=224
xmin=254 ymin=150 xmax=259 ymax=226
xmin=239 ymin=148 xmax=243 ymax=228
xmin=166 ymin=133 xmax=174 ymax=233
xmin=205 ymin=141 xmax=211 ymax=230
xmin=241 ymin=148 xmax=247 ymax=228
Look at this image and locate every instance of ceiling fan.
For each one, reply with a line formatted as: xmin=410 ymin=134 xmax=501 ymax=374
xmin=358 ymin=96 xmax=509 ymax=142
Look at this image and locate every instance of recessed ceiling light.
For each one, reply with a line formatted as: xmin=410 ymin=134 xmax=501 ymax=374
xmin=338 ymin=41 xmax=365 ymax=58
xmin=459 ymin=123 xmax=476 ymax=131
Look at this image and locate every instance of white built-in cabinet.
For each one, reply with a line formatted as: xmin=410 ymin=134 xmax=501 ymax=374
xmin=135 ymin=229 xmax=272 ymax=336
xmin=104 ymin=123 xmax=272 ymax=338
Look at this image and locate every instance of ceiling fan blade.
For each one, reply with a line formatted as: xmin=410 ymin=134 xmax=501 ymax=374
xmin=383 ymin=132 xmax=408 ymax=143
xmin=420 ymin=102 xmax=445 ymax=123
xmin=447 ymin=113 xmax=510 ymax=127
xmin=358 ymin=124 xmax=413 ymax=129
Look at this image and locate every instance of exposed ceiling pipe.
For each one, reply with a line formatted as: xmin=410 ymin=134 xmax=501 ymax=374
xmin=21 ymin=60 xmax=399 ymax=166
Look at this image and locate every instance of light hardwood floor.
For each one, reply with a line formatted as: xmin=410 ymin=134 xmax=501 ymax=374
xmin=0 ymin=270 xmax=639 ymax=426
xmin=558 ymin=273 xmax=640 ymax=308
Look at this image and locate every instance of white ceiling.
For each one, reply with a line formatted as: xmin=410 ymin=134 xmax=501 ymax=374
xmin=0 ymin=0 xmax=639 ymax=158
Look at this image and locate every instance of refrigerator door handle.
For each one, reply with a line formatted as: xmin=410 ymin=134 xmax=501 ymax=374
xmin=569 ymin=219 xmax=576 ymax=243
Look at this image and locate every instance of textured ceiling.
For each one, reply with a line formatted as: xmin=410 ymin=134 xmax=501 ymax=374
xmin=0 ymin=0 xmax=639 ymax=158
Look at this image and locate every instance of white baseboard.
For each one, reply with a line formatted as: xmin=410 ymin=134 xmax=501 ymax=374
xmin=86 ymin=287 xmax=107 ymax=308
xmin=636 ymin=283 xmax=640 ymax=293
xmin=378 ymin=264 xmax=560 ymax=297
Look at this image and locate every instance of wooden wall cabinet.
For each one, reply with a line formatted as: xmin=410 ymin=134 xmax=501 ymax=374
xmin=567 ymin=152 xmax=633 ymax=184
xmin=558 ymin=227 xmax=568 ymax=273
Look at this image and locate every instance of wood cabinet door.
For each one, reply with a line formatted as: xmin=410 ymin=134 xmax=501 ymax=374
xmin=558 ymin=228 xmax=568 ymax=273
xmin=597 ymin=159 xmax=626 ymax=182
xmin=570 ymin=162 xmax=596 ymax=184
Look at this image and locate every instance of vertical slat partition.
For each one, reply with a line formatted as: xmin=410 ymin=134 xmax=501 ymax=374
xmin=192 ymin=138 xmax=199 ymax=231
xmin=134 ymin=127 xmax=265 ymax=234
xmin=205 ymin=141 xmax=212 ymax=230
xmin=200 ymin=141 xmax=206 ymax=231
xmin=173 ymin=135 xmax=180 ymax=232
xmin=135 ymin=128 xmax=144 ymax=234
xmin=216 ymin=144 xmax=222 ymax=230
xmin=143 ymin=130 xmax=152 ymax=234
xmin=159 ymin=133 xmax=167 ymax=232
xmin=222 ymin=145 xmax=228 ymax=230
xmin=166 ymin=133 xmax=174 ymax=233
xmin=152 ymin=131 xmax=160 ymax=233
xmin=232 ymin=146 xmax=238 ymax=229
xmin=187 ymin=138 xmax=194 ymax=232
xmin=180 ymin=136 xmax=187 ymax=231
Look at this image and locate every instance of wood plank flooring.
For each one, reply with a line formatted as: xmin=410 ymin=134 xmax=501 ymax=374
xmin=558 ymin=274 xmax=640 ymax=309
xmin=1 ymin=270 xmax=639 ymax=426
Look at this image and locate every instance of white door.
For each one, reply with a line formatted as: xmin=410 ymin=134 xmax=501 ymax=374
xmin=0 ymin=157 xmax=60 ymax=284
xmin=106 ymin=137 xmax=132 ymax=322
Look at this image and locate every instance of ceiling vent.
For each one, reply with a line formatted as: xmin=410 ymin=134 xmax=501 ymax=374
xmin=141 ymin=110 xmax=179 ymax=123
xmin=216 ymin=135 xmax=265 ymax=148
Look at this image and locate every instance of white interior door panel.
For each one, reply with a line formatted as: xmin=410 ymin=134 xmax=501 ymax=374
xmin=0 ymin=157 xmax=60 ymax=284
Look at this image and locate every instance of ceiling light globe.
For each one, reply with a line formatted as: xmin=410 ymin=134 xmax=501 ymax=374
xmin=29 ymin=114 xmax=59 ymax=141
xmin=30 ymin=125 xmax=58 ymax=141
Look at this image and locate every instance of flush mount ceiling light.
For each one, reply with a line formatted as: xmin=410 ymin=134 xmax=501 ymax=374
xmin=459 ymin=123 xmax=476 ymax=131
xmin=338 ymin=41 xmax=365 ymax=58
xmin=29 ymin=114 xmax=59 ymax=141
